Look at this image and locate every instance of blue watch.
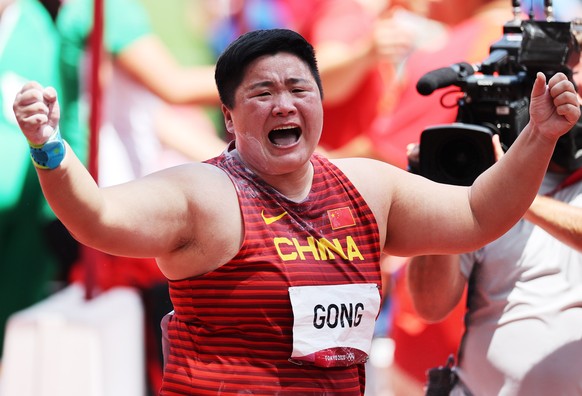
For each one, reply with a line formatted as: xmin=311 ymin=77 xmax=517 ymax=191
xmin=29 ymin=128 xmax=66 ymax=170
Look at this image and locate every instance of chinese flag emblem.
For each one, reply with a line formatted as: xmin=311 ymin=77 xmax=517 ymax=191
xmin=328 ymin=207 xmax=356 ymax=230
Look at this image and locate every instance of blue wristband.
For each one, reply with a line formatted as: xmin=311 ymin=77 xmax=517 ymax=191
xmin=29 ymin=128 xmax=66 ymax=170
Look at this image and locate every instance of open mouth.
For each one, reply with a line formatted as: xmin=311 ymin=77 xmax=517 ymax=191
xmin=268 ymin=126 xmax=301 ymax=147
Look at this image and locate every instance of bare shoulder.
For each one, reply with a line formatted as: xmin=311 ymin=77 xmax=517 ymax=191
xmin=153 ymin=162 xmax=243 ymax=280
xmin=157 ymin=161 xmax=232 ymax=187
xmin=330 ymin=157 xmax=403 ymax=199
xmin=329 ymin=158 xmax=403 ymax=241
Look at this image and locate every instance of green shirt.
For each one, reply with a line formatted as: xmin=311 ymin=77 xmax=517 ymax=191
xmin=56 ymin=0 xmax=152 ymax=166
xmin=0 ymin=0 xmax=62 ymax=357
xmin=0 ymin=0 xmax=61 ymax=212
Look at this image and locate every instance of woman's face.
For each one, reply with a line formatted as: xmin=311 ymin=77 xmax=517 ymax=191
xmin=222 ymin=52 xmax=324 ymax=177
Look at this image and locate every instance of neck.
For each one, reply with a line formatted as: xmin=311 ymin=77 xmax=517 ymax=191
xmin=271 ymin=164 xmax=314 ymax=202
xmin=231 ymin=149 xmax=314 ymax=202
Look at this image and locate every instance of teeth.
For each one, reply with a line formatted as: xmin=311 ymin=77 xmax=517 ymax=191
xmin=272 ymin=126 xmax=297 ymax=131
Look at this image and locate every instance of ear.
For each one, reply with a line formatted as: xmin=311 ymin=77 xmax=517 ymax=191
xmin=221 ymin=104 xmax=235 ymax=135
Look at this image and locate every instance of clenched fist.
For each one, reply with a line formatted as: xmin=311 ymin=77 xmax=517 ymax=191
xmin=13 ymin=81 xmax=60 ymax=146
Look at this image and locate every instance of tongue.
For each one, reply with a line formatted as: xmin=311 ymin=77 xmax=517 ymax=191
xmin=270 ymin=129 xmax=297 ymax=146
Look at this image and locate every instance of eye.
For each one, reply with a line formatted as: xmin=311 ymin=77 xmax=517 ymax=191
xmin=247 ymin=89 xmax=270 ymax=99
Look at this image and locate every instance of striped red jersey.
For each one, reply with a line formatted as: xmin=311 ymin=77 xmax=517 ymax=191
xmin=160 ymin=151 xmax=382 ymax=395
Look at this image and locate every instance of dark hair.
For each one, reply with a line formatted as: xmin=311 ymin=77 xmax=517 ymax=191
xmin=215 ymin=29 xmax=323 ymax=109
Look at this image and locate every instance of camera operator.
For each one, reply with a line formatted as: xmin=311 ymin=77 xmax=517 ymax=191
xmin=406 ymin=51 xmax=582 ymax=396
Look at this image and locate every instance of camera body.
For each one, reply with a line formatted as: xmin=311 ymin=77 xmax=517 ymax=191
xmin=415 ymin=7 xmax=581 ymax=186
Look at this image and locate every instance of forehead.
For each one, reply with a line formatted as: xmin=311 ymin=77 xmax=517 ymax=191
xmin=241 ymin=52 xmax=315 ymax=86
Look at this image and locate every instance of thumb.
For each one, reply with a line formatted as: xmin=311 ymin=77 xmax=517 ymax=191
xmin=530 ymin=72 xmax=547 ymax=99
xmin=492 ymin=134 xmax=504 ymax=162
xmin=41 ymin=124 xmax=57 ymax=137
xmin=43 ymin=86 xmax=60 ymax=131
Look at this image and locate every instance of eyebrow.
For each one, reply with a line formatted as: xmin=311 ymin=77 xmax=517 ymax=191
xmin=248 ymin=77 xmax=311 ymax=90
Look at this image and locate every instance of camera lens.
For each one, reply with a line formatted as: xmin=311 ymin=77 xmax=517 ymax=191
xmin=438 ymin=135 xmax=488 ymax=184
xmin=419 ymin=124 xmax=496 ymax=186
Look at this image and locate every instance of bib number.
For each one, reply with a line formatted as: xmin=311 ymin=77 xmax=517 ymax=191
xmin=288 ymin=283 xmax=380 ymax=367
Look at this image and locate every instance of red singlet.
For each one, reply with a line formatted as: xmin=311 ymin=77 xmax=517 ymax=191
xmin=160 ymin=150 xmax=382 ymax=395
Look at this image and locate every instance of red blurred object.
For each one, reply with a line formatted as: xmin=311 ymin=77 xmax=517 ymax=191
xmin=83 ymin=0 xmax=104 ymax=300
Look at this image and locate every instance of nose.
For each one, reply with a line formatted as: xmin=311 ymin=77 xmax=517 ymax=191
xmin=272 ymin=93 xmax=296 ymax=116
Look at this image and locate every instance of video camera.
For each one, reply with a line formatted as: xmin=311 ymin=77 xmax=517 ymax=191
xmin=413 ymin=0 xmax=582 ymax=186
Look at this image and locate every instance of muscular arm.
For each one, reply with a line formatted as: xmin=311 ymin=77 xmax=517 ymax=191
xmin=378 ymin=73 xmax=580 ymax=256
xmin=12 ymin=82 xmax=239 ymax=279
xmin=34 ymin=141 xmax=239 ymax=279
xmin=524 ymin=194 xmax=582 ymax=252
xmin=34 ymin=143 xmax=207 ymax=259
xmin=406 ymin=255 xmax=467 ymax=322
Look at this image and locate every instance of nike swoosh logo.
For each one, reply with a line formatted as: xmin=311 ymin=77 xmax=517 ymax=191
xmin=261 ymin=210 xmax=288 ymax=225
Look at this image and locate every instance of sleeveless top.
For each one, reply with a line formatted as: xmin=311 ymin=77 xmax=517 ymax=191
xmin=160 ymin=149 xmax=382 ymax=395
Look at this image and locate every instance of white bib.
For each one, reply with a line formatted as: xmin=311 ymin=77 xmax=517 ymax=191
xmin=288 ymin=283 xmax=381 ymax=367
